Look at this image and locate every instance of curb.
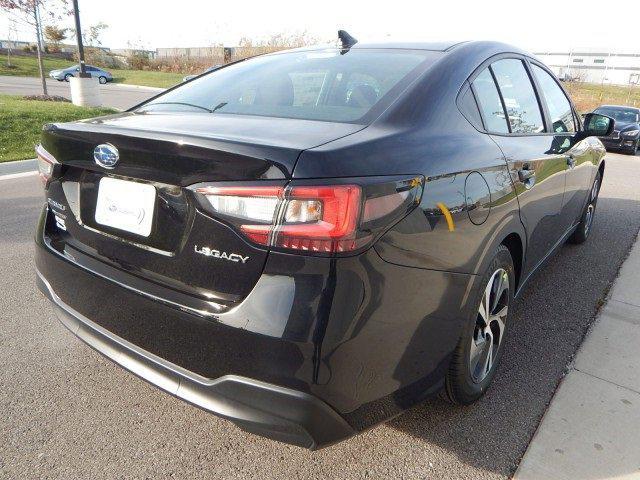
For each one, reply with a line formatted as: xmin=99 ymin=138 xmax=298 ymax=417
xmin=0 ymin=158 xmax=37 ymax=176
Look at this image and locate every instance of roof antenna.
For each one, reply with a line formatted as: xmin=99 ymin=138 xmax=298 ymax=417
xmin=338 ymin=30 xmax=357 ymax=53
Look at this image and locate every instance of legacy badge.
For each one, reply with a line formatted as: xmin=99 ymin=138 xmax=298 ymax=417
xmin=194 ymin=245 xmax=249 ymax=264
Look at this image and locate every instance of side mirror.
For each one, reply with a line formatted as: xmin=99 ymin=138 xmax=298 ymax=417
xmin=577 ymin=113 xmax=614 ymax=140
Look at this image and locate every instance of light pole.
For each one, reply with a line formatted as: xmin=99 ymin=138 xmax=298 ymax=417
xmin=71 ymin=0 xmax=89 ymax=78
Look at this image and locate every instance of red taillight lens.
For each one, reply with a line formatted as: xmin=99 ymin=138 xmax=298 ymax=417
xmin=195 ymin=176 xmax=423 ymax=256
xmin=36 ymin=144 xmax=58 ymax=187
xmin=274 ymin=185 xmax=362 ymax=253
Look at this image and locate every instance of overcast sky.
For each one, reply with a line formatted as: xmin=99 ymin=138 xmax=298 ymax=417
xmin=1 ymin=0 xmax=635 ymax=52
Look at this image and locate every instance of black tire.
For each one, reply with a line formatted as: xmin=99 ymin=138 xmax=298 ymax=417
xmin=98 ymin=76 xmax=107 ymax=84
xmin=568 ymin=170 xmax=601 ymax=244
xmin=64 ymin=73 xmax=73 ymax=82
xmin=443 ymin=244 xmax=514 ymax=405
xmin=627 ymin=141 xmax=638 ymax=156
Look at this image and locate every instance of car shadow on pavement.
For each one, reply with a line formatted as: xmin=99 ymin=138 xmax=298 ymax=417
xmin=387 ymin=196 xmax=640 ymax=478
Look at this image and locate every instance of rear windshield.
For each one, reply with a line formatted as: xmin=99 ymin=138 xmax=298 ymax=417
xmin=138 ymin=49 xmax=439 ymax=123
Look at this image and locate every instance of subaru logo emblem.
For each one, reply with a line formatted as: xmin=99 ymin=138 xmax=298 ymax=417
xmin=93 ymin=143 xmax=119 ymax=169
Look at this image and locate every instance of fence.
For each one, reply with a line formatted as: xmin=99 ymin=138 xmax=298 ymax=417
xmin=156 ymin=45 xmax=288 ymax=64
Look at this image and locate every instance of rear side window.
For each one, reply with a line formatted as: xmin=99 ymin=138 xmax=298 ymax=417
xmin=491 ymin=59 xmax=544 ymax=134
xmin=472 ymin=68 xmax=509 ymax=133
xmin=531 ymin=64 xmax=575 ymax=133
xmin=458 ymin=86 xmax=483 ymax=130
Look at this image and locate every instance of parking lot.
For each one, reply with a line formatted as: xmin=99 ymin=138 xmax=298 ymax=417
xmin=1 ymin=151 xmax=639 ymax=479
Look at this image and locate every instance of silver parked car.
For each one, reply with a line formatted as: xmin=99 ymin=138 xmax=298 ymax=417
xmin=49 ymin=65 xmax=113 ymax=84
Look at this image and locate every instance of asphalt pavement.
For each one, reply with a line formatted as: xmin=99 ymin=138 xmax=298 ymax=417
xmin=1 ymin=152 xmax=639 ymax=479
xmin=0 ymin=75 xmax=163 ymax=110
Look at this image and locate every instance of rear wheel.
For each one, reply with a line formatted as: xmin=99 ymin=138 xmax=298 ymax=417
xmin=444 ymin=245 xmax=514 ymax=405
xmin=64 ymin=73 xmax=73 ymax=82
xmin=568 ymin=170 xmax=601 ymax=244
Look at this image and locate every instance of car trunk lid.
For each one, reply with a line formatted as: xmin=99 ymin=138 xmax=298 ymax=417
xmin=41 ymin=112 xmax=363 ymax=310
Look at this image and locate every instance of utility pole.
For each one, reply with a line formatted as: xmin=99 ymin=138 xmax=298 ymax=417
xmin=69 ymin=0 xmax=100 ymax=106
xmin=33 ymin=0 xmax=47 ymax=95
xmin=71 ymin=0 xmax=89 ymax=78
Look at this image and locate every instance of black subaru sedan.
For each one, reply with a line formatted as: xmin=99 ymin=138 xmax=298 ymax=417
xmin=35 ymin=39 xmax=613 ymax=449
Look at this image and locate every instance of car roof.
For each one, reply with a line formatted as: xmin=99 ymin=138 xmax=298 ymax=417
xmin=597 ymin=105 xmax=640 ymax=112
xmin=271 ymin=40 xmax=531 ymax=60
xmin=349 ymin=41 xmax=469 ymax=51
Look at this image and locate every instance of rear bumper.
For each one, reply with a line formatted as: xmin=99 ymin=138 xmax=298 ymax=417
xmin=36 ymin=199 xmax=476 ymax=445
xmin=36 ymin=269 xmax=354 ymax=449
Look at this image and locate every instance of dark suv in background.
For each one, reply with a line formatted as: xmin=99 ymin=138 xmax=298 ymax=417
xmin=592 ymin=105 xmax=640 ymax=155
xmin=35 ymin=39 xmax=613 ymax=449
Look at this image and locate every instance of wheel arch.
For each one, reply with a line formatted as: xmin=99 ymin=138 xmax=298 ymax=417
xmin=473 ymin=209 xmax=527 ymax=293
xmin=501 ymin=232 xmax=524 ymax=292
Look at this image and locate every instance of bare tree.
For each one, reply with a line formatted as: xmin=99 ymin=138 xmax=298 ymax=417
xmin=0 ymin=0 xmax=69 ymax=95
xmin=6 ymin=19 xmax=18 ymax=67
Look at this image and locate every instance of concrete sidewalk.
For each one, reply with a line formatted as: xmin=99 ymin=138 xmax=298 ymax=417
xmin=515 ymin=233 xmax=640 ymax=479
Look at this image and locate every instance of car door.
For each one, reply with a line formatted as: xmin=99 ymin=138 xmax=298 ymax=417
xmin=472 ymin=58 xmax=567 ymax=274
xmin=529 ymin=62 xmax=594 ymax=230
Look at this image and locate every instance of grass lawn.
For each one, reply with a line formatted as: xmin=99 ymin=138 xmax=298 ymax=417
xmin=0 ymin=54 xmax=70 ymax=78
xmin=0 ymin=54 xmax=184 ymax=88
xmin=564 ymin=82 xmax=640 ymax=112
xmin=0 ymin=95 xmax=116 ymax=162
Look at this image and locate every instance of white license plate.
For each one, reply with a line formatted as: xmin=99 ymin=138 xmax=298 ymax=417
xmin=95 ymin=177 xmax=156 ymax=237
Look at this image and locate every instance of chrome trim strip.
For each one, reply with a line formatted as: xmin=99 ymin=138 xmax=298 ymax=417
xmin=42 ymin=235 xmax=222 ymax=317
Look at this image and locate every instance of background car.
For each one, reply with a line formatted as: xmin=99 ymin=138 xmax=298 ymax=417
xmin=182 ymin=65 xmax=222 ymax=82
xmin=592 ymin=105 xmax=640 ymax=155
xmin=49 ymin=65 xmax=114 ymax=84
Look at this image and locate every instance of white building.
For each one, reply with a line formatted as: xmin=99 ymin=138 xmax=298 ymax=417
xmin=534 ymin=49 xmax=640 ymax=85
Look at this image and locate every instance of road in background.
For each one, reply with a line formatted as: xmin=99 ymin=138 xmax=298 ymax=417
xmin=0 ymin=76 xmax=163 ymax=110
xmin=0 ymin=159 xmax=37 ymax=176
xmin=1 ymin=153 xmax=639 ymax=479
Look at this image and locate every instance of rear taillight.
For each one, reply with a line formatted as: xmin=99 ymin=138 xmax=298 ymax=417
xmin=194 ymin=176 xmax=424 ymax=256
xmin=36 ymin=144 xmax=58 ymax=187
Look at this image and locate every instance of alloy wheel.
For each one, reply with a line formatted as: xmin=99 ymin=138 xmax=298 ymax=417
xmin=584 ymin=176 xmax=599 ymax=235
xmin=469 ymin=268 xmax=509 ymax=383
